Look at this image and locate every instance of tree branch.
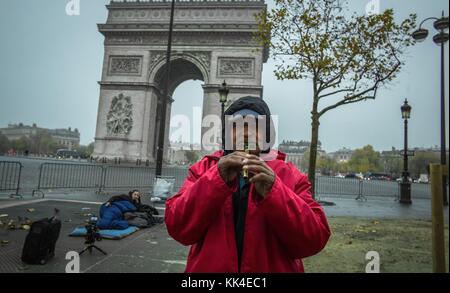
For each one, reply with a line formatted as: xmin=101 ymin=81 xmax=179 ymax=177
xmin=318 ymin=60 xmax=401 ymax=117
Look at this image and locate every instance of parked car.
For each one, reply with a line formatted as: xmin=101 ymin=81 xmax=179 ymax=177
xmin=418 ymin=174 xmax=429 ymax=184
xmin=55 ymin=149 xmax=80 ymax=159
xmin=364 ymin=172 xmax=393 ymax=181
xmin=396 ymin=177 xmax=413 ymax=183
xmin=335 ymin=173 xmax=345 ymax=179
xmin=345 ymin=173 xmax=359 ymax=179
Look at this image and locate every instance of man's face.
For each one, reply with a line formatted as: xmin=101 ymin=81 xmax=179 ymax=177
xmin=231 ymin=117 xmax=262 ymax=156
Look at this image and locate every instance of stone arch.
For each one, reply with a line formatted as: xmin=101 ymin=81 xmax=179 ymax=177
xmin=149 ymin=52 xmax=210 ymax=91
xmin=92 ymin=0 xmax=267 ymax=162
xmin=149 ymin=56 xmax=208 ymax=157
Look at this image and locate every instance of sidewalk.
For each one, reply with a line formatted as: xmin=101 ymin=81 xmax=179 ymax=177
xmin=320 ymin=196 xmax=449 ymax=223
xmin=0 ymin=199 xmax=188 ymax=273
xmin=0 ymin=192 xmax=448 ymax=273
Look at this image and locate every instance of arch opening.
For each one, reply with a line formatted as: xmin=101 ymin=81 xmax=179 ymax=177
xmin=151 ymin=58 xmax=206 ymax=159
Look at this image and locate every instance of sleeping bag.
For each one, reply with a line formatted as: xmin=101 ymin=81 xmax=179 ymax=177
xmin=97 ymin=200 xmax=137 ymax=230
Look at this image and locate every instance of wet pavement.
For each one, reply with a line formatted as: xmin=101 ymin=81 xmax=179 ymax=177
xmin=320 ymin=196 xmax=449 ymax=223
xmin=0 ymin=198 xmax=188 ymax=273
xmin=0 ymin=191 xmax=448 ymax=273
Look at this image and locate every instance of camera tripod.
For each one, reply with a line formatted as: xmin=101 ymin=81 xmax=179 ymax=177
xmin=79 ymin=241 xmax=107 ymax=256
xmin=79 ymin=224 xmax=107 ymax=256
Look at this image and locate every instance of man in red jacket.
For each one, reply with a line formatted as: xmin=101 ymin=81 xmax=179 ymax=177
xmin=165 ymin=96 xmax=330 ymax=273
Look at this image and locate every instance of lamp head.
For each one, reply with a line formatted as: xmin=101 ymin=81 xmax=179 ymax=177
xmin=412 ymin=28 xmax=429 ymax=42
xmin=401 ymin=99 xmax=412 ymax=120
xmin=218 ymin=80 xmax=229 ymax=103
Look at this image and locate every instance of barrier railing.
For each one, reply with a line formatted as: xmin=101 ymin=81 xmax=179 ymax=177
xmin=31 ymin=163 xmax=189 ymax=197
xmin=315 ymin=176 xmax=362 ymax=199
xmin=4 ymin=160 xmax=433 ymax=201
xmin=314 ymin=176 xmax=420 ymax=200
xmin=102 ymin=166 xmax=157 ymax=191
xmin=0 ymin=161 xmax=23 ymax=197
xmin=32 ymin=163 xmax=104 ymax=197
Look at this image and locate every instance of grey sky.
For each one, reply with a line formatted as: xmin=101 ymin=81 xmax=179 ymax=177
xmin=0 ymin=0 xmax=448 ymax=152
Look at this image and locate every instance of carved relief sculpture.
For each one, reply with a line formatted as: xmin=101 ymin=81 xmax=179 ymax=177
xmin=106 ymin=93 xmax=134 ymax=136
xmin=109 ymin=56 xmax=142 ymax=75
xmin=218 ymin=58 xmax=255 ymax=77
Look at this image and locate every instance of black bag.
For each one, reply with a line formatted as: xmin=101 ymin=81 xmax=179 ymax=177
xmin=21 ymin=210 xmax=61 ymax=265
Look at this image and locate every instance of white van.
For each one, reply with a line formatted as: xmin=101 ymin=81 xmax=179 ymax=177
xmin=418 ymin=174 xmax=429 ymax=184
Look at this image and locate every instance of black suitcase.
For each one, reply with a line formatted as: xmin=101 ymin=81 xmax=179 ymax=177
xmin=21 ymin=214 xmax=61 ymax=265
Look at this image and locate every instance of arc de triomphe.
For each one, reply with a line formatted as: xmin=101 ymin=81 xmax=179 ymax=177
xmin=93 ymin=0 xmax=268 ymax=162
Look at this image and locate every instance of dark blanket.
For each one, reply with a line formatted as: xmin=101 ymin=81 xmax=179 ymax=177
xmin=124 ymin=204 xmax=162 ymax=228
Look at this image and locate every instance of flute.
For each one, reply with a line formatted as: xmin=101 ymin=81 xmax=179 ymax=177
xmin=243 ymin=143 xmax=249 ymax=178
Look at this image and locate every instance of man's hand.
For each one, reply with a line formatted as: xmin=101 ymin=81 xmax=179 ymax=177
xmin=218 ymin=151 xmax=248 ymax=185
xmin=243 ymin=154 xmax=275 ymax=198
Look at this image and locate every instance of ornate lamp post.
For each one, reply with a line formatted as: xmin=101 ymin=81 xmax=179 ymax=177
xmin=155 ymin=0 xmax=176 ymax=177
xmin=218 ymin=80 xmax=229 ymax=150
xmin=400 ymin=99 xmax=412 ymax=204
xmin=412 ymin=12 xmax=449 ymax=206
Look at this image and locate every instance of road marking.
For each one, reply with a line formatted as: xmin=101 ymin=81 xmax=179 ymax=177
xmin=163 ymin=260 xmax=186 ymax=265
xmin=0 ymin=198 xmax=166 ymax=210
xmin=44 ymin=199 xmax=103 ymax=205
xmin=0 ymin=198 xmax=106 ymax=209
xmin=0 ymin=199 xmax=50 ymax=209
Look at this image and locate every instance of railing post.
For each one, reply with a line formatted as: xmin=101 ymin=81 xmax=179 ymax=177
xmin=429 ymin=164 xmax=447 ymax=273
xmin=14 ymin=163 xmax=23 ymax=198
xmin=32 ymin=163 xmax=45 ymax=198
xmin=99 ymin=165 xmax=107 ymax=193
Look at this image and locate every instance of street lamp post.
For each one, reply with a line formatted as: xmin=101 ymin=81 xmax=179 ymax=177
xmin=412 ymin=12 xmax=449 ymax=206
xmin=400 ymin=99 xmax=412 ymax=204
xmin=218 ymin=81 xmax=229 ymax=150
xmin=155 ymin=0 xmax=176 ymax=177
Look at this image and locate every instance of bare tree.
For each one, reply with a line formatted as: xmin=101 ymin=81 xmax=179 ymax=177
xmin=255 ymin=0 xmax=416 ymax=197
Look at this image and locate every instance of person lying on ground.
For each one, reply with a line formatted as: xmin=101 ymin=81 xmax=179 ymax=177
xmin=97 ymin=189 xmax=160 ymax=230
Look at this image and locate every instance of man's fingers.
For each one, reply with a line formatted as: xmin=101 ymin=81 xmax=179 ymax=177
xmin=244 ymin=164 xmax=272 ymax=176
xmin=244 ymin=154 xmax=261 ymax=161
xmin=249 ymin=173 xmax=271 ymax=183
xmin=230 ymin=152 xmax=249 ymax=159
xmin=243 ymin=158 xmax=264 ymax=166
xmin=225 ymin=157 xmax=245 ymax=167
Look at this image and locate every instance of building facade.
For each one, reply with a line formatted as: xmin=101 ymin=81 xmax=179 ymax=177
xmin=278 ymin=140 xmax=326 ymax=171
xmin=0 ymin=123 xmax=80 ymax=150
xmin=328 ymin=147 xmax=354 ymax=163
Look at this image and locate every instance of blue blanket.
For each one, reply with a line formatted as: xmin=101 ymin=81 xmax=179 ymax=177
xmin=69 ymin=226 xmax=139 ymax=240
xmin=96 ymin=200 xmax=137 ymax=230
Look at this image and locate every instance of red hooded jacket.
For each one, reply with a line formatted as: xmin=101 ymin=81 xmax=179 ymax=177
xmin=165 ymin=149 xmax=331 ymax=273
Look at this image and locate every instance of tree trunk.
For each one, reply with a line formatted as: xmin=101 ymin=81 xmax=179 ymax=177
xmin=308 ymin=110 xmax=320 ymax=199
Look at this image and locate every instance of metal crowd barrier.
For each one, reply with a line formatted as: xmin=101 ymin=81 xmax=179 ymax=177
xmin=315 ymin=176 xmax=415 ymax=200
xmin=102 ymin=166 xmax=157 ymax=191
xmin=32 ymin=163 xmax=104 ymax=197
xmin=31 ymin=162 xmax=189 ymax=197
xmin=5 ymin=160 xmax=432 ymax=200
xmin=0 ymin=161 xmax=23 ymax=197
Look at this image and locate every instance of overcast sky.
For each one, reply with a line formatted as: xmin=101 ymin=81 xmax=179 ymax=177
xmin=0 ymin=0 xmax=448 ymax=152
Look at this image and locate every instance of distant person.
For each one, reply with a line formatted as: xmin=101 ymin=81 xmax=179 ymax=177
xmin=165 ymin=96 xmax=330 ymax=273
xmin=98 ymin=190 xmax=159 ymax=230
xmin=105 ymin=189 xmax=142 ymax=207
